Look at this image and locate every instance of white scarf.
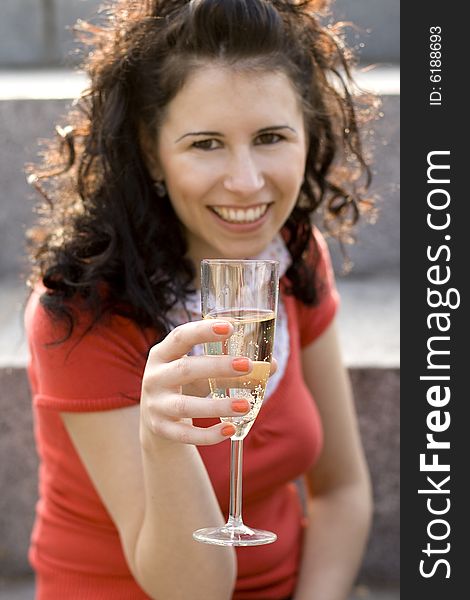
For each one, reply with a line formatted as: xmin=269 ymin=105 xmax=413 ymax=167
xmin=167 ymin=235 xmax=291 ymax=401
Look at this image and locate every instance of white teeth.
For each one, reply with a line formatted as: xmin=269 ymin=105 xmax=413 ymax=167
xmin=212 ymin=204 xmax=269 ymax=223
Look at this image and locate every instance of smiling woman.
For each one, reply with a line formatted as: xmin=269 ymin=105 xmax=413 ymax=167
xmin=26 ymin=0 xmax=374 ymax=336
xmin=139 ymin=67 xmax=307 ymax=263
xmin=24 ymin=1 xmax=376 ymax=599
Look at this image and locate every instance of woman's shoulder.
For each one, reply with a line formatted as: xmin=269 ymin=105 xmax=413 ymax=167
xmin=25 ymin=284 xmax=155 ymax=406
xmin=25 ymin=283 xmax=153 ymax=351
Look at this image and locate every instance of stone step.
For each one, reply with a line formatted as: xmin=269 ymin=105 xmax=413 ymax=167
xmin=0 ymin=274 xmax=399 ymax=369
xmin=0 ymin=363 xmax=399 ymax=582
xmin=334 ymin=0 xmax=400 ymax=64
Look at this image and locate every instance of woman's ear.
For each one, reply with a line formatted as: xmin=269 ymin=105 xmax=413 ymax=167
xmin=138 ymin=123 xmax=163 ymax=181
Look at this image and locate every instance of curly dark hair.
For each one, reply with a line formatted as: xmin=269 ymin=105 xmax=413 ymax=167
xmin=26 ymin=0 xmax=376 ymax=339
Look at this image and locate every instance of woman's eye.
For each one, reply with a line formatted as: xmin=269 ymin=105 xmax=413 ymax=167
xmin=256 ymin=132 xmax=283 ymax=145
xmin=192 ymin=139 xmax=221 ymax=151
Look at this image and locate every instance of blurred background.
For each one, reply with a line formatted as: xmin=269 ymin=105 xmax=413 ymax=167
xmin=0 ymin=1 xmax=399 ymax=598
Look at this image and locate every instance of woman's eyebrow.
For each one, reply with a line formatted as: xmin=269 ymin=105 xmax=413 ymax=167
xmin=174 ymin=125 xmax=297 ymax=143
xmin=175 ymin=131 xmax=223 ymax=143
xmin=257 ymin=125 xmax=297 ymax=134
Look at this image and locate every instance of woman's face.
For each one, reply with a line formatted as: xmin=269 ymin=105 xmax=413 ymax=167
xmin=143 ymin=65 xmax=308 ymax=264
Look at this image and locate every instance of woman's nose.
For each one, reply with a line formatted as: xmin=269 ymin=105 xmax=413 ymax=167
xmin=223 ymin=150 xmax=265 ymax=196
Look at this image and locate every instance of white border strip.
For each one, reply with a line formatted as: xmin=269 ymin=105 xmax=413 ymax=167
xmin=0 ymin=70 xmax=89 ymax=100
xmin=355 ymin=66 xmax=400 ymax=95
xmin=1 ymin=66 xmax=399 ymax=100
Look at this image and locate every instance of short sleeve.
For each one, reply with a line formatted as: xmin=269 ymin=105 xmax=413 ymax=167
xmin=295 ymin=227 xmax=340 ymax=347
xmin=25 ymin=287 xmax=154 ymax=412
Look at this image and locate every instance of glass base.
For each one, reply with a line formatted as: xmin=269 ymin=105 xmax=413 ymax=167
xmin=193 ymin=523 xmax=277 ymax=546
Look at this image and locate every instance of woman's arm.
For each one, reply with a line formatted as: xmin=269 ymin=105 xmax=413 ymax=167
xmin=61 ymin=319 xmax=254 ymax=600
xmin=293 ymin=319 xmax=373 ymax=600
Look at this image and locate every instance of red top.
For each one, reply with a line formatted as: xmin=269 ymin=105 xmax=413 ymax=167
xmin=25 ymin=229 xmax=339 ymax=600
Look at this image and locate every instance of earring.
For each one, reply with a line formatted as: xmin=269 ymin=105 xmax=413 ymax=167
xmin=153 ymin=180 xmax=167 ymax=198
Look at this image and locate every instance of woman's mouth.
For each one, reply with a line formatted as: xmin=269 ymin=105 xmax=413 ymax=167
xmin=209 ymin=203 xmax=270 ymax=224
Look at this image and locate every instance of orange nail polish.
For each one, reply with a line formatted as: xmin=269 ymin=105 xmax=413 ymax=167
xmin=232 ymin=400 xmax=249 ymax=413
xmin=232 ymin=358 xmax=250 ymax=372
xmin=221 ymin=425 xmax=236 ymax=437
xmin=213 ymin=322 xmax=230 ymax=335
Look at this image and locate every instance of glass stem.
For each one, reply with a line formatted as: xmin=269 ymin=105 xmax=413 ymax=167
xmin=228 ymin=438 xmax=244 ymax=528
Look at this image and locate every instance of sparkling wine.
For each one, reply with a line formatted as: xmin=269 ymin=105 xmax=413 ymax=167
xmin=204 ymin=309 xmax=276 ymax=440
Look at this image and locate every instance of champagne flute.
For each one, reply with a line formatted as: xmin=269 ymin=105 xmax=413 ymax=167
xmin=193 ymin=259 xmax=279 ymax=546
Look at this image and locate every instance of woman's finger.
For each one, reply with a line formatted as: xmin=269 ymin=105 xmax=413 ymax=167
xmin=151 ymin=320 xmax=234 ymax=363
xmin=156 ymin=392 xmax=251 ymax=419
xmin=147 ymin=354 xmax=253 ymax=388
xmin=154 ymin=420 xmax=237 ymax=446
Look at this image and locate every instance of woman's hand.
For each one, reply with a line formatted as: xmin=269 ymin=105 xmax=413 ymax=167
xmin=141 ymin=320 xmax=255 ymax=445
